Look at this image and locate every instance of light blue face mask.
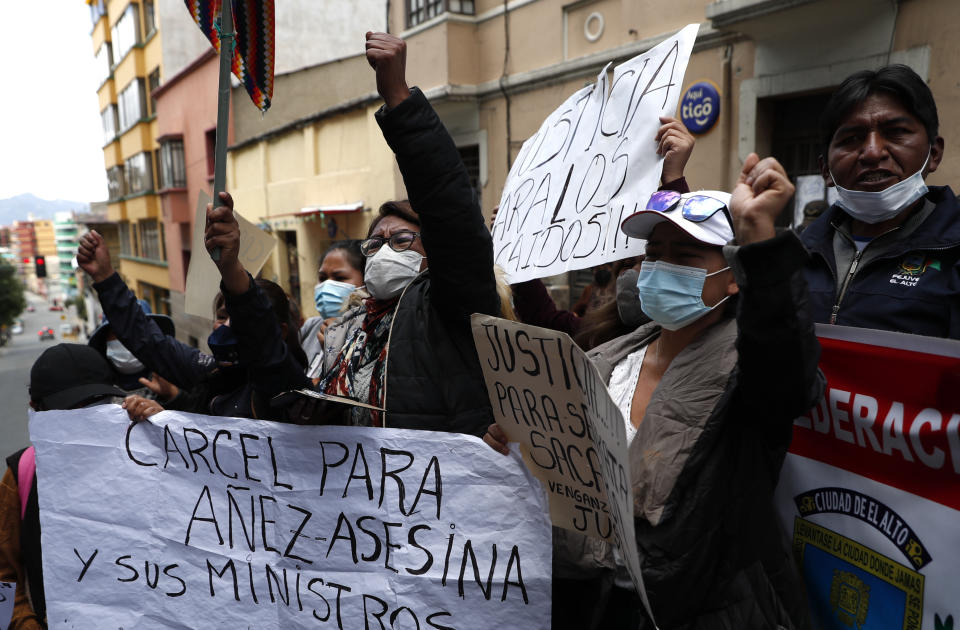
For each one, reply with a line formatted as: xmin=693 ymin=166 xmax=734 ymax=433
xmin=314 ymin=279 xmax=356 ymax=319
xmin=636 ymin=260 xmax=730 ymax=331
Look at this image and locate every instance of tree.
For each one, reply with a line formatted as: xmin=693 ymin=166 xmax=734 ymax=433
xmin=0 ymin=262 xmax=26 ymax=327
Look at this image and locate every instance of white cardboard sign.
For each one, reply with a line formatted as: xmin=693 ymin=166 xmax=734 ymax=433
xmin=471 ymin=315 xmax=654 ymax=625
xmin=30 ymin=406 xmax=551 ymax=629
xmin=184 ymin=191 xmax=276 ymax=317
xmin=491 ymin=24 xmax=699 ymax=283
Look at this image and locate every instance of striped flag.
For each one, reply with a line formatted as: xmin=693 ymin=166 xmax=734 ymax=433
xmin=184 ymin=0 xmax=275 ymax=113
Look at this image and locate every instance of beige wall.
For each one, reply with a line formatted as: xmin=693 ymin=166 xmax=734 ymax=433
xmin=227 ymin=0 xmax=960 ymax=312
xmin=229 ymin=102 xmax=399 ymax=317
xmin=892 ymin=0 xmax=960 ymax=188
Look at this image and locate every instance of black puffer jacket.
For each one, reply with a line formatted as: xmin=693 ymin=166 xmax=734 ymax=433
xmin=93 ymin=273 xmax=308 ymax=419
xmin=371 ymin=87 xmax=500 ymax=436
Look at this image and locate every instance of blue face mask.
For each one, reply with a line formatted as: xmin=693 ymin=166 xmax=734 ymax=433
xmin=636 ymin=260 xmax=730 ymax=331
xmin=207 ymin=325 xmax=241 ymax=365
xmin=313 ymin=279 xmax=356 ymax=319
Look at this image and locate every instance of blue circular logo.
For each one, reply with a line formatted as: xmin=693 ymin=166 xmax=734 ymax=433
xmin=680 ymin=81 xmax=720 ymax=134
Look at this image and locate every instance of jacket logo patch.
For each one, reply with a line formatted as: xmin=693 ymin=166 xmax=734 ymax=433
xmin=890 ymin=255 xmax=940 ymax=287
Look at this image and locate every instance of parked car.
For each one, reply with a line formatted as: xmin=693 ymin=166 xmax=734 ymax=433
xmin=38 ymin=327 xmax=55 ymax=340
xmin=11 ymin=321 xmax=23 ymax=335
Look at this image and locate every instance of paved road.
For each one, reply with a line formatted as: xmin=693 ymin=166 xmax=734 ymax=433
xmin=0 ymin=293 xmax=83 ymax=453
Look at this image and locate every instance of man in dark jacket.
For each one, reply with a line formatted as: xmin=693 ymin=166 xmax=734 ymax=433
xmin=744 ymin=64 xmax=959 ymax=336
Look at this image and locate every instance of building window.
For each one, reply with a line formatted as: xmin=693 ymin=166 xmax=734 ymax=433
xmin=446 ymin=0 xmax=475 ymax=14
xmin=107 ymin=166 xmax=126 ymax=201
xmin=100 ymin=105 xmax=118 ymax=145
xmin=89 ymin=0 xmax=107 ymax=26
xmin=148 ymin=67 xmax=160 ymax=116
xmin=118 ymin=221 xmax=133 ymax=256
xmin=117 ymin=78 xmax=147 ymax=133
xmin=138 ymin=283 xmax=170 ymax=315
xmin=407 ymin=0 xmax=474 ymax=27
xmin=124 ymin=152 xmax=154 ymax=195
xmin=139 ymin=219 xmax=164 ymax=261
xmin=94 ymin=43 xmax=113 ymax=86
xmin=143 ymin=0 xmax=156 ymax=38
xmin=159 ymin=138 xmax=187 ymax=190
xmin=111 ymin=3 xmax=141 ymax=66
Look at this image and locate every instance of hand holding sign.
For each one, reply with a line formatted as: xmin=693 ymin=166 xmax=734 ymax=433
xmin=730 ymin=153 xmax=795 ymax=245
xmin=122 ymin=394 xmax=164 ymax=422
xmin=365 ymin=32 xmax=411 ymax=109
xmin=204 ymin=191 xmax=248 ymax=295
xmin=656 ymin=116 xmax=695 ymax=185
xmin=491 ymin=24 xmax=699 ymax=284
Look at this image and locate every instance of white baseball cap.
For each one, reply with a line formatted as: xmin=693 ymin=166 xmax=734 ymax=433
xmin=621 ymin=190 xmax=734 ymax=246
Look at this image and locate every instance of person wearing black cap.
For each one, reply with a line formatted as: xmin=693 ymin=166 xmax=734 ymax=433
xmin=87 ymin=298 xmax=176 ymax=395
xmin=487 ymin=159 xmax=824 ymax=628
xmin=1 ymin=344 xmax=128 ymax=629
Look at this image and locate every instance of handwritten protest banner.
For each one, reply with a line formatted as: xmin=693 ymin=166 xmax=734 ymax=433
xmin=0 ymin=582 xmax=13 ymax=630
xmin=470 ymin=315 xmax=654 ymax=623
xmin=491 ymin=23 xmax=699 ymax=283
xmin=30 ymin=406 xmax=551 ymax=629
xmin=185 ymin=190 xmax=276 ymax=317
xmin=775 ymin=325 xmax=960 ymax=630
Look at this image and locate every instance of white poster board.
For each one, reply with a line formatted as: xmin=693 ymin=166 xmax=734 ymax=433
xmin=184 ymin=191 xmax=276 ymax=317
xmin=471 ymin=315 xmax=654 ymax=625
xmin=30 ymin=406 xmax=551 ymax=629
xmin=491 ymin=24 xmax=699 ymax=283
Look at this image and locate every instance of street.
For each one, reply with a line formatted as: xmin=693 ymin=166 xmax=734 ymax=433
xmin=0 ymin=292 xmax=83 ymax=453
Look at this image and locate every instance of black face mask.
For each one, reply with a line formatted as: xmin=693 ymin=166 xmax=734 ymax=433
xmin=207 ymin=325 xmax=241 ymax=365
xmin=615 ymin=269 xmax=648 ymax=328
xmin=594 ymin=268 xmax=612 ymax=286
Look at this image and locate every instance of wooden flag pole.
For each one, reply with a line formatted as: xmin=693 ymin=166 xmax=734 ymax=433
xmin=210 ymin=0 xmax=235 ymax=262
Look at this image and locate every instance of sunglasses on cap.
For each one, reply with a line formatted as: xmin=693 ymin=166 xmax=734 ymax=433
xmin=646 ymin=190 xmax=733 ymax=228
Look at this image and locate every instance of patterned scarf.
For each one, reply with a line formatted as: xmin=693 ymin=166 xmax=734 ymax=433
xmin=320 ymin=298 xmax=397 ymax=426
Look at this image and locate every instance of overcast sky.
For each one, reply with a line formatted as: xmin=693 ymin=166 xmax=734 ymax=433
xmin=0 ymin=2 xmax=109 ymax=203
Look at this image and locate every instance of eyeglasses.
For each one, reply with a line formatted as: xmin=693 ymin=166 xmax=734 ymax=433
xmin=646 ymin=190 xmax=733 ymax=227
xmin=360 ymin=231 xmax=421 ymax=257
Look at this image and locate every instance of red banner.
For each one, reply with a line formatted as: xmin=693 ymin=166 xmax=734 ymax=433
xmin=777 ymin=325 xmax=960 ymax=629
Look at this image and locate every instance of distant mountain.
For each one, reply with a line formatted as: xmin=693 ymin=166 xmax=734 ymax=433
xmin=0 ymin=194 xmax=91 ymax=227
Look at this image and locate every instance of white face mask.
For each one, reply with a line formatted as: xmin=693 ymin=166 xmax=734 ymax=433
xmin=364 ymin=246 xmax=423 ymax=301
xmin=105 ymin=339 xmax=145 ymax=374
xmin=830 ymin=150 xmax=930 ymax=224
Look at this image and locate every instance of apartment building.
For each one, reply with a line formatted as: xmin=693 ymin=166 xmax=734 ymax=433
xmin=224 ymin=0 xmax=960 ymax=310
xmin=88 ymin=0 xmax=170 ymax=314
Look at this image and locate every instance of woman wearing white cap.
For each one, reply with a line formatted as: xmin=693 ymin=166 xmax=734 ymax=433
xmin=487 ymin=154 xmax=824 ymax=629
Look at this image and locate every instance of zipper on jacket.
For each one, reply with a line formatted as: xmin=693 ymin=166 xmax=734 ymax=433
xmin=379 ymin=272 xmax=423 ymax=428
xmin=828 ymin=219 xmax=905 ymax=325
xmin=831 ymin=249 xmax=863 ymax=324
xmin=828 ymin=222 xmax=957 ymax=324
